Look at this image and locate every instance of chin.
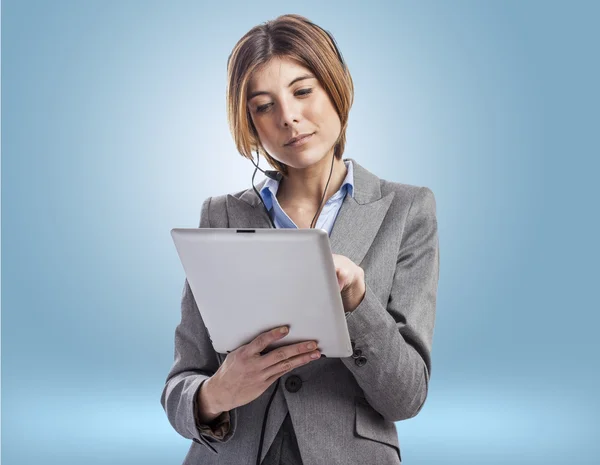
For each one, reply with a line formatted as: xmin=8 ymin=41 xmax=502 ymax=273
xmin=284 ymin=148 xmax=333 ymax=170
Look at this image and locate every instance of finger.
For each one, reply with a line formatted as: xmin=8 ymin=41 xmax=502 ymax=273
xmin=336 ymin=269 xmax=347 ymax=291
xmin=248 ymin=326 xmax=289 ymax=355
xmin=258 ymin=340 xmax=318 ymax=370
xmin=262 ymin=349 xmax=321 ymax=382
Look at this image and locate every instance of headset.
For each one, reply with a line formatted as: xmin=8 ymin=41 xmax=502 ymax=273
xmin=244 ymin=23 xmax=346 ymax=465
xmin=249 ymin=149 xmax=336 ymax=230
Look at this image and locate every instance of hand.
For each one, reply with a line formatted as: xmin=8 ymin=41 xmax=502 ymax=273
xmin=207 ymin=326 xmax=321 ymax=412
xmin=332 ymin=253 xmax=366 ymax=313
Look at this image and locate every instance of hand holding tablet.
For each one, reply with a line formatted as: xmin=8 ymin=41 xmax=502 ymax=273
xmin=197 ymin=325 xmax=322 ymax=421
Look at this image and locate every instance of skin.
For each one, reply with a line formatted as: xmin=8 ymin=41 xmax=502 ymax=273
xmin=197 ymin=56 xmax=367 ymax=423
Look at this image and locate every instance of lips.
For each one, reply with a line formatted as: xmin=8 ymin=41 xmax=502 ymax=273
xmin=285 ymin=132 xmax=314 ymax=146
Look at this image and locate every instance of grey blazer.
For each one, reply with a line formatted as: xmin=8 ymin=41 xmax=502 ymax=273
xmin=161 ymin=158 xmax=440 ymax=465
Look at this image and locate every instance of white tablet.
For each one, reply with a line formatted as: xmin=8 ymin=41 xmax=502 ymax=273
xmin=171 ymin=228 xmax=353 ymax=358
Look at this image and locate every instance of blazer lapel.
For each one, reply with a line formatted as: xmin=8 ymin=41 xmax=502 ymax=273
xmin=225 ymin=158 xmax=395 ymax=266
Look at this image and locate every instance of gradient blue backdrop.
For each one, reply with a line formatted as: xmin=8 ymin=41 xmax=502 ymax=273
xmin=2 ymin=1 xmax=599 ymax=464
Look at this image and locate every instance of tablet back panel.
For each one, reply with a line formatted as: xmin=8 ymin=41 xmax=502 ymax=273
xmin=171 ymin=228 xmax=352 ymax=357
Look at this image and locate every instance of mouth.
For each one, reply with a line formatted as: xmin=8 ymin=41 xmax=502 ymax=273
xmin=285 ymin=132 xmax=315 ymax=146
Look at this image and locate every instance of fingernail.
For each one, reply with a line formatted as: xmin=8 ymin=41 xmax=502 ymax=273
xmin=311 ymin=352 xmax=320 ymax=359
xmin=280 ymin=327 xmax=288 ymax=334
xmin=307 ymin=342 xmax=316 ymax=350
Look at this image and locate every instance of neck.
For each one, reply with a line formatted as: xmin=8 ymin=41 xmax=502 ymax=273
xmin=276 ymin=153 xmax=347 ymax=210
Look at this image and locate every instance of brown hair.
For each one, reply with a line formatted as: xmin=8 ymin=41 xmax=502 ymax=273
xmin=226 ymin=14 xmax=354 ymax=176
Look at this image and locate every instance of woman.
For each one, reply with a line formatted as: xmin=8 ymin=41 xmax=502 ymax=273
xmin=161 ymin=14 xmax=439 ymax=465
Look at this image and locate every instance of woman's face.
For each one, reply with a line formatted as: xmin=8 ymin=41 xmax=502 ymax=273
xmin=247 ymin=56 xmax=341 ymax=170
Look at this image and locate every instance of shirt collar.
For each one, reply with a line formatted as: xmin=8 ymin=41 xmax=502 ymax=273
xmin=259 ymin=159 xmax=355 ymax=211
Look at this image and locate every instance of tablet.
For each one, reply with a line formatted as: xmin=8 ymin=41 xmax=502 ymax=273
xmin=171 ymin=228 xmax=353 ymax=358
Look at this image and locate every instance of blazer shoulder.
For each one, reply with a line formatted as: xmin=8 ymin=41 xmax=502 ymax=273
xmin=380 ymin=179 xmax=436 ymax=210
xmin=199 ymin=193 xmax=230 ymax=228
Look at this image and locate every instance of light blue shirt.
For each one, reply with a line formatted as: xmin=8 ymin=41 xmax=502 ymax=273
xmin=259 ymin=159 xmax=355 ymax=236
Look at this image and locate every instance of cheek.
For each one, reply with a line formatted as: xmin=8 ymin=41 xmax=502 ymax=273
xmin=310 ymin=97 xmax=339 ymax=129
xmin=313 ymin=106 xmax=341 ymax=137
xmin=252 ymin=119 xmax=272 ymax=142
xmin=253 ymin=121 xmax=282 ymax=154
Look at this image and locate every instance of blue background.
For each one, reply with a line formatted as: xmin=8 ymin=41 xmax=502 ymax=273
xmin=2 ymin=1 xmax=599 ymax=464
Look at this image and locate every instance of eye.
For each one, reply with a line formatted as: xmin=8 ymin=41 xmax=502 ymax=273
xmin=255 ymin=88 xmax=313 ymax=114
xmin=256 ymin=103 xmax=272 ymax=113
xmin=296 ymin=88 xmax=313 ymax=96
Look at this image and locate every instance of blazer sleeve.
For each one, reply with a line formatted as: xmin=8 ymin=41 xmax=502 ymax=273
xmin=160 ymin=196 xmax=238 ymax=453
xmin=340 ymin=187 xmax=439 ymax=422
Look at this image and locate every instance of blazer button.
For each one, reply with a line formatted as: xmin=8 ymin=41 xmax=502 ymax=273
xmin=285 ymin=375 xmax=302 ymax=393
xmin=351 ymin=349 xmax=362 ymax=359
xmin=355 ymin=356 xmax=367 ymax=367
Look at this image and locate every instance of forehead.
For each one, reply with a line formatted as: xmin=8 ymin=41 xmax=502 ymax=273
xmin=248 ymin=57 xmax=312 ymax=90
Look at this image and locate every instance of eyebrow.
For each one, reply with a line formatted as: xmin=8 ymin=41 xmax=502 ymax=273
xmin=247 ymin=74 xmax=315 ymax=101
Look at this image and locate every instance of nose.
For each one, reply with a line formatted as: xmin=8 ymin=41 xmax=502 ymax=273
xmin=279 ymin=95 xmax=300 ymax=128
